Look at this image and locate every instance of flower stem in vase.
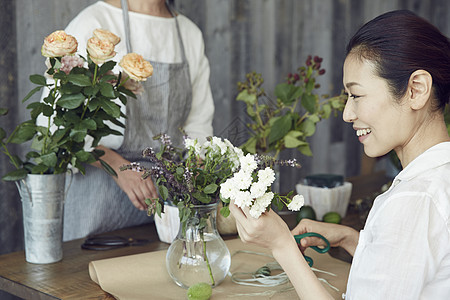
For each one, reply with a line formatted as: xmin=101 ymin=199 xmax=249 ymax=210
xmin=201 ymin=232 xmax=215 ymax=286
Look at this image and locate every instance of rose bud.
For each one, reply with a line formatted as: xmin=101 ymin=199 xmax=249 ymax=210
xmin=318 ymin=69 xmax=326 ymax=75
xmin=87 ymin=36 xmax=116 ymax=64
xmin=93 ymin=28 xmax=121 ymax=46
xmin=41 ymin=30 xmax=78 ymax=58
xmin=119 ymin=53 xmax=153 ymax=82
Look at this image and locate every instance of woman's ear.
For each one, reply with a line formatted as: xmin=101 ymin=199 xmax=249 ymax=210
xmin=407 ymin=70 xmax=433 ymax=110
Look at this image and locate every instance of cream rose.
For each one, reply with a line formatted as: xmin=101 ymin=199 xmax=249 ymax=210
xmin=86 ymin=37 xmax=116 ymax=65
xmin=119 ymin=53 xmax=153 ymax=82
xmin=41 ymin=30 xmax=78 ymax=58
xmin=93 ymin=28 xmax=121 ymax=45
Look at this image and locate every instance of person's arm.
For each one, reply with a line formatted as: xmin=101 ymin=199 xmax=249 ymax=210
xmin=93 ymin=145 xmax=158 ymax=210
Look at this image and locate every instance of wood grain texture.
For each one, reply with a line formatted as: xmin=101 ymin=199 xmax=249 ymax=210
xmin=1 ymin=0 xmax=449 ymax=265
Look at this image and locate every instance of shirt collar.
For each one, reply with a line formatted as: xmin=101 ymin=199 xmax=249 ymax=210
xmin=395 ymin=142 xmax=450 ymax=182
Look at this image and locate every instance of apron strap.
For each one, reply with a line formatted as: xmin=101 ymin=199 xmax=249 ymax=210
xmin=120 ymin=0 xmax=187 ymax=62
xmin=120 ymin=0 xmax=132 ymax=53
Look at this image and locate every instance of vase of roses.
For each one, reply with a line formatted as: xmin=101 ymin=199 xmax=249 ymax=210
xmin=0 ymin=29 xmax=152 ymax=264
xmin=121 ymin=133 xmax=305 ymax=289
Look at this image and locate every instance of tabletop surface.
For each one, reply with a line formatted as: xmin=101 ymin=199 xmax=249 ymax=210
xmin=0 ymin=172 xmax=389 ymax=300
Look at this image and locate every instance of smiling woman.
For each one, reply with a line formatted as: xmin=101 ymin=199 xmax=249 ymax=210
xmin=229 ymin=9 xmax=450 ymax=300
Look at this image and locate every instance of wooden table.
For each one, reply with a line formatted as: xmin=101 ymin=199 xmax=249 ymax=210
xmin=0 ymin=172 xmax=389 ymax=299
xmin=0 ymin=218 xmax=355 ymax=300
xmin=0 ymin=223 xmax=168 ymax=300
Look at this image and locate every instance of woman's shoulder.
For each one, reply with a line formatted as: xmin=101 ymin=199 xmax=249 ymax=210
xmin=176 ymin=14 xmax=205 ymax=43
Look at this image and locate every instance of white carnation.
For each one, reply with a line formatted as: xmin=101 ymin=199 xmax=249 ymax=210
xmin=233 ymin=169 xmax=252 ymax=190
xmin=239 ymin=153 xmax=257 ymax=173
xmin=220 ymin=179 xmax=238 ymax=200
xmin=287 ymin=194 xmax=305 ymax=211
xmin=234 ymin=190 xmax=253 ymax=208
xmin=257 ymin=167 xmax=276 ymax=186
xmin=250 ymin=181 xmax=267 ymax=199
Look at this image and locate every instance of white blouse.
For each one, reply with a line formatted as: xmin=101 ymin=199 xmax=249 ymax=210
xmin=345 ymin=142 xmax=450 ymax=299
xmin=62 ymin=1 xmax=214 ymax=149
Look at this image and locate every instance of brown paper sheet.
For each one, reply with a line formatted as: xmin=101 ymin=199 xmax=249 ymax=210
xmin=89 ymin=239 xmax=350 ymax=299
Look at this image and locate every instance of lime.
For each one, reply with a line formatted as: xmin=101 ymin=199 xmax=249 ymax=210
xmin=322 ymin=212 xmax=342 ymax=224
xmin=187 ymin=282 xmax=212 ymax=300
xmin=296 ymin=205 xmax=317 ymax=223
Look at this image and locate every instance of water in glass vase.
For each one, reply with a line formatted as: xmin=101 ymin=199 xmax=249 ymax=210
xmin=165 ymin=203 xmax=231 ymax=288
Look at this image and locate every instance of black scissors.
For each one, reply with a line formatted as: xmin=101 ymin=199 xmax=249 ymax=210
xmin=294 ymin=232 xmax=330 ymax=267
xmin=81 ymin=235 xmax=149 ymax=251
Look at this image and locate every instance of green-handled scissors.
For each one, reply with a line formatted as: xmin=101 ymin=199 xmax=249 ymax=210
xmin=294 ymin=232 xmax=330 ymax=267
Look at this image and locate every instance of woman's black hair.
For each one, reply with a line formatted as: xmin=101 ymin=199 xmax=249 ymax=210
xmin=346 ymin=10 xmax=450 ymax=110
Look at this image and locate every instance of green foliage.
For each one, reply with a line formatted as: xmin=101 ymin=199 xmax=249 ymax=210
xmin=237 ymin=55 xmax=346 ymax=158
xmin=0 ymin=56 xmax=135 ymax=181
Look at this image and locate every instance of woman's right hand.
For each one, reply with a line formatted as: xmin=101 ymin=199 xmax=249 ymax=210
xmin=292 ymin=219 xmax=359 ymax=256
xmin=93 ymin=145 xmax=158 ymax=211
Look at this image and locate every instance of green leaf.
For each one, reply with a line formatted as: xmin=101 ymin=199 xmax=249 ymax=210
xmin=284 ymin=130 xmax=307 ymax=148
xmin=159 ymin=185 xmax=169 ymax=201
xmin=31 ymin=164 xmax=49 ymax=174
xmin=299 ymin=119 xmax=316 ymax=137
xmin=192 ymin=191 xmax=211 ymax=204
xmin=21 ymin=86 xmax=44 ymax=103
xmin=241 ymin=136 xmax=257 ymax=154
xmin=98 ymin=60 xmax=116 ymax=76
xmin=100 ymin=159 xmax=118 ymax=177
xmin=84 ymin=86 xmax=100 ymax=97
xmin=203 ymin=183 xmax=218 ymax=194
xmin=321 ymin=103 xmax=332 ymax=119
xmin=81 ymin=119 xmax=97 ymax=130
xmin=301 ymin=93 xmax=317 ymax=114
xmin=99 ymin=82 xmax=115 ymax=98
xmin=0 ymin=108 xmax=8 ymax=115
xmin=308 ymin=114 xmax=320 ymax=123
xmin=8 ymin=122 xmax=36 ymax=144
xmin=99 ymin=98 xmax=120 ymax=118
xmin=40 ymin=152 xmax=57 ymax=167
xmin=29 ymin=74 xmax=47 ymax=86
xmin=268 ymin=114 xmax=292 ymax=144
xmin=236 ymin=90 xmax=257 ymax=105
xmin=297 ymin=143 xmax=313 ymax=156
xmin=75 ymin=150 xmax=92 ymax=162
xmin=70 ymin=128 xmax=87 ymax=142
xmin=2 ymin=168 xmax=28 ymax=181
xmin=220 ymin=206 xmax=230 ymax=218
xmin=275 ymin=83 xmax=302 ymax=105
xmin=68 ymin=74 xmax=92 ymax=87
xmin=57 ymin=93 xmax=85 ymax=109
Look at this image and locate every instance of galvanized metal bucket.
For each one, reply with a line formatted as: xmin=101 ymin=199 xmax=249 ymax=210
xmin=15 ymin=172 xmax=72 ymax=264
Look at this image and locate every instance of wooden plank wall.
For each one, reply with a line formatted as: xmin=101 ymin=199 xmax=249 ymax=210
xmin=0 ymin=2 xmax=449 ymax=284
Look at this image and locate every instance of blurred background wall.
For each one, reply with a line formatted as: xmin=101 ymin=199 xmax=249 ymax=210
xmin=0 ymin=2 xmax=449 ymax=297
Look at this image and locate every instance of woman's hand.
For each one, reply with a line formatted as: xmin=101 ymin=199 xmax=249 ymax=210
xmin=293 ymin=219 xmax=359 ymax=256
xmin=229 ymin=200 xmax=295 ymax=252
xmin=93 ymin=145 xmax=158 ymax=210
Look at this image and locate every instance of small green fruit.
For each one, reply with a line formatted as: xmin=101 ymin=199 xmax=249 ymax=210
xmin=296 ymin=205 xmax=317 ymax=223
xmin=187 ymin=282 xmax=212 ymax=300
xmin=322 ymin=212 xmax=342 ymax=224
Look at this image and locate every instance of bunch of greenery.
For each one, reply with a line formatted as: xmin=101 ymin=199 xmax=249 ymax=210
xmin=236 ymin=55 xmax=347 ymax=158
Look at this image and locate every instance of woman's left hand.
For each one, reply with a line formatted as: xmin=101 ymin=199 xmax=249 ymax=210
xmin=229 ymin=200 xmax=296 ymax=252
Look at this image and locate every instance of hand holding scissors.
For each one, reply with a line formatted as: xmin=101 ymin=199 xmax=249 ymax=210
xmin=294 ymin=232 xmax=330 ymax=267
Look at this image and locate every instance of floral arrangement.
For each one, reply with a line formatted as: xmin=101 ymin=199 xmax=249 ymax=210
xmin=121 ymin=134 xmax=304 ymax=225
xmin=237 ymin=55 xmax=346 ymax=158
xmin=0 ymin=29 xmax=152 ymax=181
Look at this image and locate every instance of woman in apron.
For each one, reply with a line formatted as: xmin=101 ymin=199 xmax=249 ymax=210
xmin=62 ymin=0 xmax=214 ymax=241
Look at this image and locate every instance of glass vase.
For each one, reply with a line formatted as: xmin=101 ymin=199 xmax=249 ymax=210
xmin=166 ymin=202 xmax=231 ymax=288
